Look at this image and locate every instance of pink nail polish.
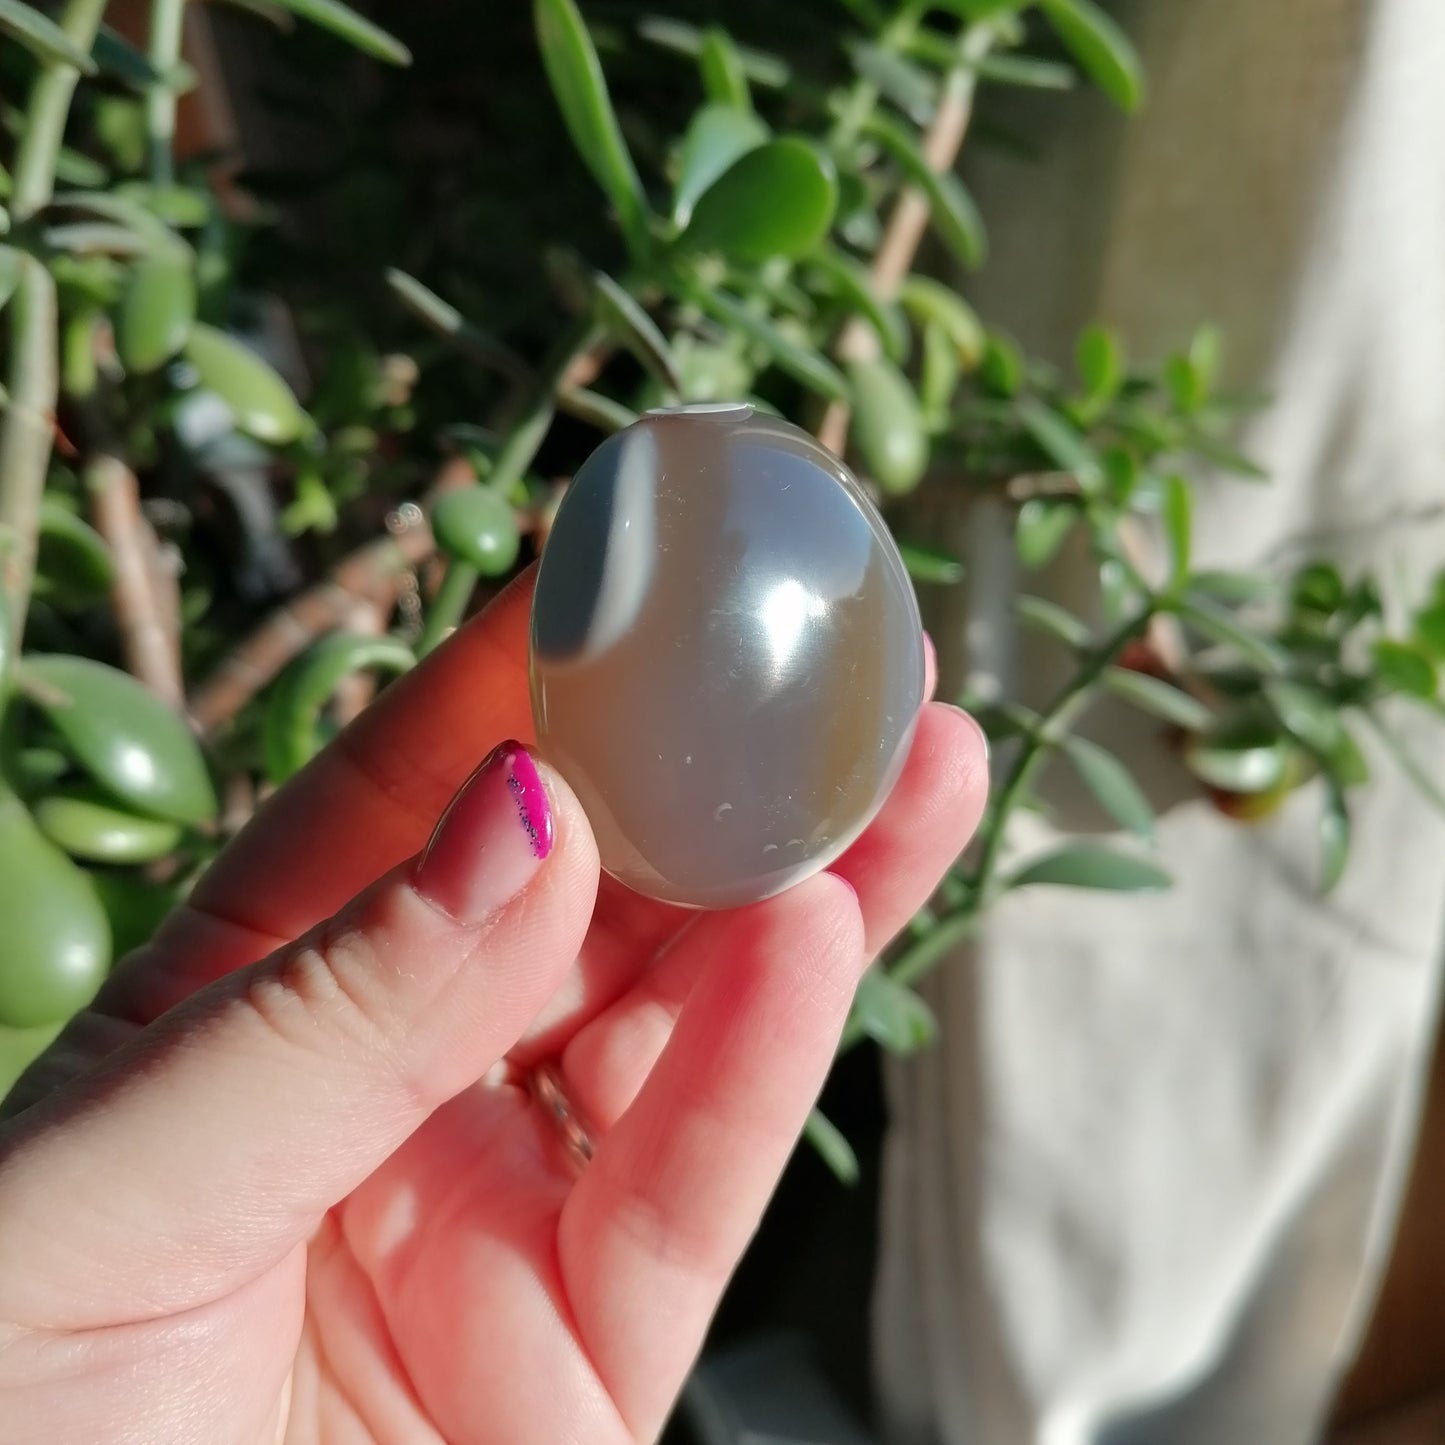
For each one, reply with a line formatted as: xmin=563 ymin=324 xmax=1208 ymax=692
xmin=414 ymin=741 xmax=555 ymax=921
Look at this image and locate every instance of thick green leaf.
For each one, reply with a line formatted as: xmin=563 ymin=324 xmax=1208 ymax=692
xmin=1038 ymin=0 xmax=1144 ymax=111
xmin=1098 ymin=445 xmax=1139 ymax=503
xmin=44 ymin=221 xmax=150 ymax=257
xmin=115 ymin=181 xmax=210 ymax=229
xmin=251 ymin=0 xmax=409 ymax=64
xmin=803 ymin=1106 xmax=859 ymax=1185
xmin=678 ymin=278 xmax=849 ymax=401
xmin=897 ymin=275 xmax=985 ymax=367
xmin=1178 ymin=594 xmax=1290 ymax=674
xmin=1340 ymin=576 xmax=1384 ymax=628
xmin=1160 ymin=472 xmax=1191 ymax=587
xmin=1191 ymin=569 xmax=1280 ymax=605
xmin=37 ymin=494 xmax=112 ymax=598
xmin=431 ymin=487 xmax=521 ymax=576
xmin=638 ymin=15 xmax=790 ymax=88
xmin=1264 ymin=680 xmax=1347 ymax=762
xmin=1062 ymin=735 xmax=1155 ymax=842
xmin=1098 ymin=556 xmax=1136 ymax=623
xmin=1075 ymin=323 xmax=1122 ymax=402
xmin=1015 ymin=497 xmax=1076 ymax=569
xmin=1320 ymin=778 xmax=1350 ymax=892
xmin=1414 ymin=602 xmax=1445 ymax=658
xmin=0 ymin=789 xmax=109 ymax=1028
xmin=49 ymin=188 xmax=179 ymax=245
xmin=1326 ymin=724 xmax=1370 ymax=788
xmin=590 ymin=270 xmax=680 ymax=390
xmin=1291 ymin=562 xmax=1344 ymax=616
xmin=1016 ymin=594 xmax=1091 ymax=648
xmin=671 ymin=103 xmax=769 ymax=226
xmin=384 ymin=267 xmax=524 ymax=377
xmin=92 ymin=25 xmax=164 ymax=85
xmin=680 ymin=137 xmax=837 ymax=262
xmin=21 ymin=655 xmax=217 ymax=825
xmin=979 ymin=330 xmax=1024 ymax=396
xmin=264 ymin=634 xmax=416 ymax=783
xmin=35 ymin=784 xmax=184 ymax=864
xmin=920 ymin=321 xmax=959 ymax=417
xmin=806 ymin=247 xmax=907 ymax=364
xmin=535 ymin=0 xmax=649 ymax=256
xmin=1372 ymin=638 xmax=1439 ymax=699
xmin=699 ymin=26 xmax=750 ymax=109
xmin=850 ymin=40 xmax=937 ymax=122
xmin=1010 ymin=843 xmax=1171 ymax=892
xmin=900 ymin=542 xmax=965 ymax=585
xmin=1190 ymin=433 xmax=1269 ymax=480
xmin=183 ymin=322 xmax=309 ymax=445
xmin=0 ymin=0 xmax=98 ymax=73
xmin=864 ymin=112 xmax=986 ymax=268
xmin=1103 ymin=667 xmax=1213 ymax=732
xmin=929 ymin=0 xmax=1030 ymax=22
xmin=849 ymin=356 xmax=928 ymax=495
xmin=1184 ymin=726 xmax=1292 ymax=794
xmin=853 ymin=967 xmax=937 ymax=1053
xmin=1189 ymin=324 xmax=1222 ymax=392
xmin=0 ymin=244 xmax=17 ymax=312
xmin=975 ymin=52 xmax=1076 ymax=89
xmin=1164 ymin=353 xmax=1206 ymax=414
xmin=1016 ymin=396 xmax=1104 ymax=491
xmin=559 ymin=385 xmax=637 ymax=433
xmin=117 ymin=250 xmax=194 ymax=373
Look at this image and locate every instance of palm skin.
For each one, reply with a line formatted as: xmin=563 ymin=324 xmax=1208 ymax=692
xmin=0 ymin=571 xmax=987 ymax=1444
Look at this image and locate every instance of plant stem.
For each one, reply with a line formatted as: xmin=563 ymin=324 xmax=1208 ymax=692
xmin=858 ymin=606 xmax=1156 ymax=1020
xmin=0 ymin=0 xmax=109 ymax=651
xmin=818 ymin=19 xmax=998 ymax=455
xmin=414 ymin=319 xmax=599 ymax=657
xmin=87 ymin=455 xmax=184 ymax=706
xmin=147 ymin=0 xmax=187 ymax=187
xmin=0 ymin=258 xmax=57 ymax=651
xmin=8 ymin=0 xmax=108 ymax=220
xmin=416 ymin=561 xmax=479 ymax=657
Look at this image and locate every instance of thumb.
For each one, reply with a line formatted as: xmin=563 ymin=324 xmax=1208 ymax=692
xmin=0 ymin=742 xmax=598 ymax=1331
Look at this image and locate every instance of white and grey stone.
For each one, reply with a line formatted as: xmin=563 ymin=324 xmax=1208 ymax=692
xmin=530 ymin=403 xmax=925 ymax=908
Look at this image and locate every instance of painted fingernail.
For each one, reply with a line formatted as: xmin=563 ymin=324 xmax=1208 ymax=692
xmin=414 ymin=740 xmax=554 ymax=921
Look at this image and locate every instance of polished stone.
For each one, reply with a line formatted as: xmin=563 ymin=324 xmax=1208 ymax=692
xmin=530 ymin=402 xmax=925 ymax=908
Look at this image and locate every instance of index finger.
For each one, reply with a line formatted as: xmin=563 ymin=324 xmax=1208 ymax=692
xmin=128 ymin=569 xmax=542 ymax=1000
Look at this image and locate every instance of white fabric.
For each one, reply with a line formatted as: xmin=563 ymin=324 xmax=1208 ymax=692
xmin=873 ymin=3 xmax=1445 ymax=1442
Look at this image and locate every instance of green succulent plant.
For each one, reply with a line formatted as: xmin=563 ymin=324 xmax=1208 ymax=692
xmin=2 ymin=0 xmax=1443 ymax=1192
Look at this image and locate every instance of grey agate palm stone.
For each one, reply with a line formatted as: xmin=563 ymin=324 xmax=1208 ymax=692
xmin=530 ymin=402 xmax=925 ymax=908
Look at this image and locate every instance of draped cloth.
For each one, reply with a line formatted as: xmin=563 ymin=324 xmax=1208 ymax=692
xmin=873 ymin=3 xmax=1445 ymax=1442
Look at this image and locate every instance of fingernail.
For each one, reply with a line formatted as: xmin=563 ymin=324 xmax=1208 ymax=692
xmin=415 ymin=741 xmax=554 ymax=921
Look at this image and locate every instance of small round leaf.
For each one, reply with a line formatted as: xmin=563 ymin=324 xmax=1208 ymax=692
xmin=183 ymin=322 xmax=309 ymax=445
xmin=680 ymin=137 xmax=838 ymax=262
xmin=432 ymin=487 xmax=522 ymax=576
xmin=22 ymin=654 xmax=218 ymax=825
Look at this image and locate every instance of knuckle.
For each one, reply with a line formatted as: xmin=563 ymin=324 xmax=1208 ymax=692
xmin=242 ymin=921 xmax=400 ymax=1072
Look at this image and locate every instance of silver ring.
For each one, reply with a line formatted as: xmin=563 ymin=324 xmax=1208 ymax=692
xmin=527 ymin=1061 xmax=595 ymax=1170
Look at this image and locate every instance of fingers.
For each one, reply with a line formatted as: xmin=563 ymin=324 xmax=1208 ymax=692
xmin=100 ymin=570 xmax=543 ymax=1022
xmin=0 ymin=746 xmax=598 ymax=1331
xmin=560 ymin=700 xmax=990 ymax=1129
xmin=832 ymin=701 xmax=989 ymax=954
xmin=555 ymin=874 xmax=865 ymax=1440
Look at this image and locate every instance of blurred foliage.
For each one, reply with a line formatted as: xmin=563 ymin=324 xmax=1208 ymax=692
xmin=2 ymin=0 xmax=1444 ymax=1167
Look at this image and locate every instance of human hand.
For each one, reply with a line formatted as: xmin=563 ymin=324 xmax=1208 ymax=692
xmin=0 ymin=570 xmax=988 ymax=1444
